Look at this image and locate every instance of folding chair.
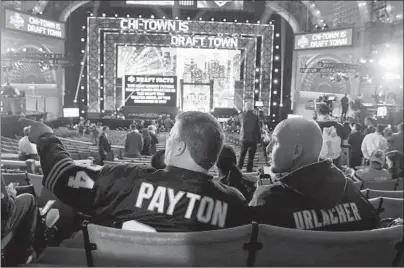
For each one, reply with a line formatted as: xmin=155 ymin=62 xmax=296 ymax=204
xmin=361 ymin=189 xmax=404 ymax=199
xmin=368 ymin=197 xmax=404 ymax=219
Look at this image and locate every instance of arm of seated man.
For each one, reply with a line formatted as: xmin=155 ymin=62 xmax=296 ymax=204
xmin=37 ymin=133 xmax=156 ymax=218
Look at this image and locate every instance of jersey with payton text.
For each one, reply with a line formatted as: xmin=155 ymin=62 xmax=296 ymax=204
xmin=36 ymin=133 xmax=250 ymax=232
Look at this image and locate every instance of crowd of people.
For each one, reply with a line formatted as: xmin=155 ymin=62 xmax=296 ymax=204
xmin=2 ymin=99 xmax=403 ymax=265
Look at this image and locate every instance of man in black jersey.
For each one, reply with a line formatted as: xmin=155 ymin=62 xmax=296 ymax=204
xmin=20 ymin=112 xmax=248 ymax=232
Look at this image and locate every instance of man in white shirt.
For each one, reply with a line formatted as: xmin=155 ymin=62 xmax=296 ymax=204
xmin=361 ymin=124 xmax=388 ymax=161
xmin=18 ymin=127 xmax=38 ymax=161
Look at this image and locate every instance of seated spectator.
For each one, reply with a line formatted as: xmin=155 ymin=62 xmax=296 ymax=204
xmin=361 ymin=124 xmax=388 ymax=161
xmin=316 ymin=102 xmax=347 ymax=168
xmin=386 ymin=150 xmax=403 ymax=180
xmin=249 ymin=118 xmax=379 ymax=231
xmin=383 ymin=125 xmax=393 ymax=139
xmin=387 ymin=123 xmax=403 ymax=154
xmin=354 ymin=149 xmax=392 ymax=181
xmin=148 ymin=125 xmax=159 ymax=155
xmin=1 ymin=176 xmax=37 ymax=265
xmin=124 ymin=124 xmax=143 ymax=158
xmin=20 ymin=112 xmax=249 ymax=231
xmin=18 ymin=126 xmax=39 ymax=161
xmin=151 ymin=150 xmax=166 ymax=169
xmin=141 ymin=128 xmax=152 ymax=156
xmin=348 ymin=123 xmax=365 ymax=169
xmin=216 ymin=145 xmax=256 ymax=201
xmin=164 ymin=115 xmax=174 ymax=132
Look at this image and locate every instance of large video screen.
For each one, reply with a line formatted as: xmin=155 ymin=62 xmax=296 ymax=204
xmin=117 ymin=46 xmax=241 ymax=109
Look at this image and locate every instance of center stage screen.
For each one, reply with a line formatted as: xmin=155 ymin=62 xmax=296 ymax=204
xmin=117 ymin=46 xmax=241 ymax=109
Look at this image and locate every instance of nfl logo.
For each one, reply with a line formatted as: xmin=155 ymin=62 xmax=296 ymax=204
xmin=214 ymin=1 xmax=230 ymax=7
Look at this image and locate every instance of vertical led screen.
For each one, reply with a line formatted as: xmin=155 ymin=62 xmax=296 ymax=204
xmin=117 ymin=46 xmax=241 ymax=109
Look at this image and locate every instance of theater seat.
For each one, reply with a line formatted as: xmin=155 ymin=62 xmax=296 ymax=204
xmin=368 ymin=197 xmax=404 ymax=219
xmin=35 ymin=247 xmax=86 ymax=266
xmin=360 ymin=189 xmax=404 ymax=199
xmin=255 ymin=224 xmax=403 ymax=266
xmin=2 ymin=173 xmax=29 ymax=186
xmin=364 ymin=179 xmax=400 ymax=191
xmin=83 ymin=223 xmax=255 ymax=267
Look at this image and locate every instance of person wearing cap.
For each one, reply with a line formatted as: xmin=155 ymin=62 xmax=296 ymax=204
xmin=354 ymin=149 xmax=392 ymax=182
xmin=315 ymin=102 xmax=348 ymax=168
xmin=249 ymin=118 xmax=379 ymax=231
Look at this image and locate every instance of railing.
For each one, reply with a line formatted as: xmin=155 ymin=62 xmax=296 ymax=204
xmin=1 ymin=95 xmax=46 ymax=115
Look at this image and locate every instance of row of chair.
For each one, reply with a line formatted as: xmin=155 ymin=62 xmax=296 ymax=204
xmin=354 ymin=178 xmax=404 ymax=191
xmin=35 ymin=217 xmax=404 ymax=267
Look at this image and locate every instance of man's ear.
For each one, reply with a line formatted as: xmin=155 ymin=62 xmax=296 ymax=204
xmin=292 ymin=143 xmax=303 ymax=160
xmin=173 ymin=140 xmax=186 ymax=156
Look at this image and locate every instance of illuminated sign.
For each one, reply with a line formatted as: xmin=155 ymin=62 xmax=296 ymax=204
xmin=120 ymin=18 xmax=189 ymax=32
xmin=294 ymin=29 xmax=353 ymax=50
xmin=126 ymin=1 xmax=174 ymax=6
xmin=5 ymin=10 xmax=65 ymax=39
xmin=171 ymin=35 xmax=238 ymax=49
xmin=124 ymin=75 xmax=177 ymax=107
xmin=197 ymin=0 xmax=244 ymax=10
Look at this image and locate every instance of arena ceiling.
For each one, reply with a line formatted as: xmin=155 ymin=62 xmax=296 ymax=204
xmin=4 ymin=1 xmax=402 ymax=33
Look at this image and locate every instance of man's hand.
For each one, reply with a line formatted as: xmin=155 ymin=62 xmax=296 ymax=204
xmin=19 ymin=118 xmax=53 ymax=144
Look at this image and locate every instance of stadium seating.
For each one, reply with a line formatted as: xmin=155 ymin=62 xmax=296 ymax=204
xmin=35 ymin=222 xmax=404 ymax=267
xmin=363 ymin=179 xmax=403 ymax=191
xmin=368 ymin=197 xmax=404 ymax=219
xmin=255 ymin=224 xmax=403 ymax=266
xmin=81 ymin=223 xmax=255 ymax=267
xmin=361 ymin=189 xmax=404 ymax=199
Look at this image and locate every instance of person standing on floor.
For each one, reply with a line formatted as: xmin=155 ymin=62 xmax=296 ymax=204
xmin=99 ymin=126 xmax=112 ymax=165
xmin=238 ymin=101 xmax=261 ymax=172
xmin=340 ymin=93 xmax=349 ymax=120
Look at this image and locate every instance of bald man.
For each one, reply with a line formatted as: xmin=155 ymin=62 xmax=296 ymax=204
xmin=238 ymin=101 xmax=261 ymax=172
xmin=249 ymin=118 xmax=379 ymax=231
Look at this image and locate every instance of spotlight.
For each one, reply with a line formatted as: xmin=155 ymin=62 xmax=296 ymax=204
xmin=234 ymin=19 xmax=237 ymax=22
xmin=256 ymin=68 xmax=260 ymax=72
xmin=273 ymin=102 xmax=277 ymax=106
xmin=81 ymin=49 xmax=85 ymax=53
xmin=272 ymin=114 xmax=276 ymax=117
xmin=280 ymin=103 xmax=284 ymax=107
xmin=90 ymin=13 xmax=94 ymax=16
xmin=115 ymin=14 xmax=118 ymax=17
xmin=163 ymin=16 xmax=166 ymax=19
xmin=82 ymin=25 xmax=86 ymax=30
xmin=223 ymin=18 xmax=226 ymax=22
xmin=273 ymin=79 xmax=278 ymax=84
xmin=175 ymin=16 xmax=178 ymax=20
xmin=255 ymin=79 xmax=259 ymax=83
xmin=257 ymin=20 xmax=260 ymax=24
xmin=255 ymin=90 xmax=259 ymax=93
xmin=82 ymin=99 xmax=85 ymax=102
xmin=187 ymin=17 xmax=191 ymax=20
xmin=199 ymin=17 xmax=203 ymax=21
xmin=81 ymin=86 xmax=85 ymax=89
xmin=102 ymin=110 xmax=105 ymax=113
xmin=102 ymin=13 xmax=106 ymax=17
xmin=273 ymin=91 xmax=278 ymax=95
xmin=127 ymin=14 xmax=130 ymax=18
xmin=275 ymin=68 xmax=279 ymax=73
xmin=81 ymin=38 xmax=85 ymax=42
xmin=274 ymin=55 xmax=280 ymax=61
xmin=73 ymin=100 xmax=77 ymax=103
xmin=151 ymin=15 xmax=155 ymax=19
xmin=81 ymin=110 xmax=85 ymax=114
xmin=22 ymin=48 xmax=27 ymax=52
xmin=139 ymin=15 xmax=142 ymax=18
xmin=275 ymin=33 xmax=280 ymax=37
xmin=80 ymin=62 xmax=84 ymax=65
xmin=246 ymin=20 xmax=249 ymax=23
xmin=275 ymin=45 xmax=279 ymax=49
xmin=211 ymin=18 xmax=214 ymax=21
xmin=100 ymin=98 xmax=104 ymax=101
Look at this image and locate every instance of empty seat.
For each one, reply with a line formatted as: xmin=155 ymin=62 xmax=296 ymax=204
xmin=364 ymin=179 xmax=401 ymax=191
xmin=83 ymin=223 xmax=254 ymax=267
xmin=255 ymin=224 xmax=403 ymax=266
xmin=368 ymin=197 xmax=404 ymax=219
xmin=361 ymin=189 xmax=404 ymax=199
xmin=2 ymin=173 xmax=28 ymax=186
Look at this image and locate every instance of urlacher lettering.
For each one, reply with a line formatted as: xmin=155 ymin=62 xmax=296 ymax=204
xmin=135 ymin=182 xmax=228 ymax=227
xmin=293 ymin=202 xmax=362 ymax=230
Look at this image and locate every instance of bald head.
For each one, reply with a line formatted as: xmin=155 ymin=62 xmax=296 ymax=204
xmin=271 ymin=118 xmax=323 ymax=173
xmin=245 ymin=101 xmax=253 ymax=111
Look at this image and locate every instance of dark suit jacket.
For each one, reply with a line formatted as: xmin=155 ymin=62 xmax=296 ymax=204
xmin=99 ymin=133 xmax=111 ymax=160
xmin=240 ymin=111 xmax=261 ymax=143
xmin=124 ymin=131 xmax=143 ymax=158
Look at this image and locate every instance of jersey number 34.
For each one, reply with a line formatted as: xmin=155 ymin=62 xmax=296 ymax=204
xmin=68 ymin=171 xmax=95 ymax=189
